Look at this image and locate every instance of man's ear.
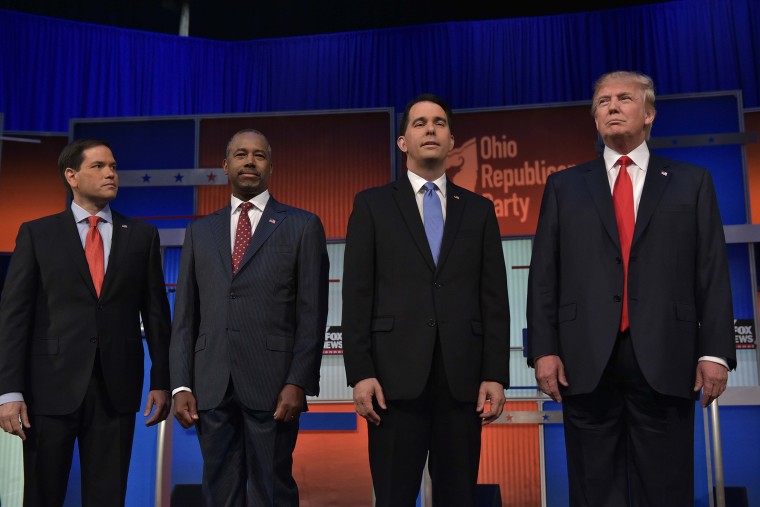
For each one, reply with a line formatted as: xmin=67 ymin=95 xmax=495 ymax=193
xmin=396 ymin=136 xmax=407 ymax=153
xmin=64 ymin=167 xmax=78 ymax=188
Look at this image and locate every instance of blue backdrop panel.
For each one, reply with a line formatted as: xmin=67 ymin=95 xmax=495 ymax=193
xmin=110 ymin=186 xmax=195 ymax=229
xmin=654 ymin=144 xmax=747 ymax=226
xmin=727 ymin=244 xmax=755 ymax=320
xmin=652 ymin=94 xmax=746 ymax=226
xmin=299 ymin=412 xmax=357 ymax=431
xmin=718 ymin=405 xmax=760 ymax=504
xmin=655 ymin=95 xmax=741 ymax=136
xmin=647 ymin=94 xmax=754 ymax=323
xmin=542 ymin=401 xmax=568 ymax=507
xmin=171 ymin=422 xmax=203 ymax=487
xmin=71 ymin=119 xmax=198 ymax=229
xmin=163 ymin=246 xmax=182 ymax=319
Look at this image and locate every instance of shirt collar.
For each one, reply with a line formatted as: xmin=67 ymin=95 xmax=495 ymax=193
xmin=603 ymin=141 xmax=650 ymax=172
xmin=406 ymin=170 xmax=447 ymax=197
xmin=71 ymin=201 xmax=113 ymax=224
xmin=231 ymin=190 xmax=270 ymax=213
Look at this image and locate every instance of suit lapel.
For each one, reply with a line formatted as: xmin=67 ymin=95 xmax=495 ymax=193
xmin=583 ymin=159 xmax=621 ymax=248
xmin=210 ymin=205 xmax=234 ymax=277
xmin=102 ymin=211 xmax=131 ymax=296
xmin=59 ymin=209 xmax=99 ymax=298
xmin=235 ymin=197 xmax=287 ymax=274
xmin=392 ymin=176 xmax=436 ymax=271
xmin=437 ymin=181 xmax=465 ymax=270
xmin=632 ymin=154 xmax=672 ymax=247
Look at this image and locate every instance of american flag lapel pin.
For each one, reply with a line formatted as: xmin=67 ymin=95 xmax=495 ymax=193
xmin=122 ymin=225 xmax=128 ymax=228
xmin=269 ymin=218 xmax=276 ymax=224
xmin=661 ymin=171 xmax=668 ymax=176
xmin=453 ymin=195 xmax=460 ymax=200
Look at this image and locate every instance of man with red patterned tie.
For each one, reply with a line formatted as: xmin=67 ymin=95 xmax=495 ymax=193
xmin=170 ymin=129 xmax=329 ymax=506
xmin=0 ymin=138 xmax=172 ymax=506
xmin=527 ymin=71 xmax=736 ymax=506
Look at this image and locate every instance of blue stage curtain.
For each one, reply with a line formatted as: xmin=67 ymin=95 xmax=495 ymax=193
xmin=1 ymin=0 xmax=758 ymax=133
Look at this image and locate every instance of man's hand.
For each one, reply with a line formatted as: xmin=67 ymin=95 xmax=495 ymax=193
xmin=173 ymin=391 xmax=199 ymax=429
xmin=535 ymin=354 xmax=568 ymax=403
xmin=476 ymin=381 xmax=506 ymax=425
xmin=694 ymin=360 xmax=729 ymax=408
xmin=352 ymin=378 xmax=386 ymax=426
xmin=274 ymin=384 xmax=305 ymax=423
xmin=143 ymin=390 xmax=171 ymax=426
xmin=0 ymin=401 xmax=30 ymax=440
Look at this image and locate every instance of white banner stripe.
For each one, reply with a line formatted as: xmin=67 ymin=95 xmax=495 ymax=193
xmin=119 ymin=169 xmax=228 ymax=187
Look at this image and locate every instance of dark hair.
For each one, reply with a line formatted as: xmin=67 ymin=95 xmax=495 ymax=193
xmin=399 ymin=93 xmax=454 ymax=134
xmin=225 ymin=129 xmax=272 ymax=159
xmin=58 ymin=138 xmax=112 ymax=191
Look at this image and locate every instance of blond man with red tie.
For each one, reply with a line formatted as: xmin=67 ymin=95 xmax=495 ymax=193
xmin=527 ymin=71 xmax=736 ymax=506
xmin=0 ymin=138 xmax=172 ymax=506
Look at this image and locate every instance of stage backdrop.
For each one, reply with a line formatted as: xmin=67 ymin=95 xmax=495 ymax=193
xmin=0 ymin=92 xmax=758 ymax=506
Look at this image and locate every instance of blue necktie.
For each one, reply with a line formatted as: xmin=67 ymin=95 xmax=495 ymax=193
xmin=423 ymin=182 xmax=444 ymax=265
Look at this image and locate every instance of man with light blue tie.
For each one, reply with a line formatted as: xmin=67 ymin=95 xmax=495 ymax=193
xmin=342 ymin=93 xmax=511 ymax=507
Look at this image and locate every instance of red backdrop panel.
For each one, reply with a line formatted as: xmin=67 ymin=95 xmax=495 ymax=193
xmin=0 ymin=135 xmax=69 ymax=251
xmin=444 ymin=104 xmax=599 ymax=236
xmin=197 ymin=112 xmax=394 ymax=239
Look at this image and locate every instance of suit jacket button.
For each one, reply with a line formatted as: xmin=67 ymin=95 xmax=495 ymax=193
xmin=90 ymin=337 xmax=97 ymax=343
xmin=434 ymin=282 xmax=442 ymax=288
xmin=229 ymin=293 xmax=236 ymax=299
xmin=427 ymin=319 xmax=436 ymax=327
xmin=613 ymin=295 xmax=621 ymax=302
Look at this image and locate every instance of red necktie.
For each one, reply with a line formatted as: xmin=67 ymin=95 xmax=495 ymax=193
xmin=85 ymin=216 xmax=104 ymax=297
xmin=613 ymin=155 xmax=635 ymax=331
xmin=232 ymin=202 xmax=253 ymax=274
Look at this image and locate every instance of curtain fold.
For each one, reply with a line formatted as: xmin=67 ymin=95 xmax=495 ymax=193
xmin=1 ymin=0 xmax=758 ymax=133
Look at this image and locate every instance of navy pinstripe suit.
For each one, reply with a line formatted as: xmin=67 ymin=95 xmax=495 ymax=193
xmin=170 ymin=196 xmax=329 ymax=506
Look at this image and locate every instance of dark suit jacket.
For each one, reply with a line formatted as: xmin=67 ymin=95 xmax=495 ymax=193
xmin=342 ymin=175 xmax=510 ymax=403
xmin=0 ymin=208 xmax=171 ymax=415
xmin=527 ymin=152 xmax=737 ymax=399
xmin=169 ymin=197 xmax=329 ymax=411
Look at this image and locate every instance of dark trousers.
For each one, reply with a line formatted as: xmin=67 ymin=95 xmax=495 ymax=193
xmin=368 ymin=342 xmax=482 ymax=507
xmin=23 ymin=356 xmax=136 ymax=507
xmin=562 ymin=330 xmax=695 ymax=507
xmin=196 ymin=379 xmax=300 ymax=507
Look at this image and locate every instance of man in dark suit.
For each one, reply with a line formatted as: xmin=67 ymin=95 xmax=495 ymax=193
xmin=0 ymin=138 xmax=172 ymax=506
xmin=527 ymin=71 xmax=737 ymax=506
xmin=342 ymin=94 xmax=511 ymax=507
xmin=170 ymin=129 xmax=329 ymax=506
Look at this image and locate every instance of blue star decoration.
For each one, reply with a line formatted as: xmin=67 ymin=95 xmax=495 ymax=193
xmin=175 ymin=172 xmax=184 ymax=183
xmin=542 ymin=413 xmax=549 ymax=421
xmin=142 ymin=173 xmax=151 ymax=183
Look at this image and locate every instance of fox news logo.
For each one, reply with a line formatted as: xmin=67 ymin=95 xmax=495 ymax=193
xmin=323 ymin=326 xmax=343 ymax=355
xmin=734 ymin=319 xmax=755 ymax=349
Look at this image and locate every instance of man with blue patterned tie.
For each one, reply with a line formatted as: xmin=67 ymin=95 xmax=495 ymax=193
xmin=342 ymin=94 xmax=511 ymax=507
